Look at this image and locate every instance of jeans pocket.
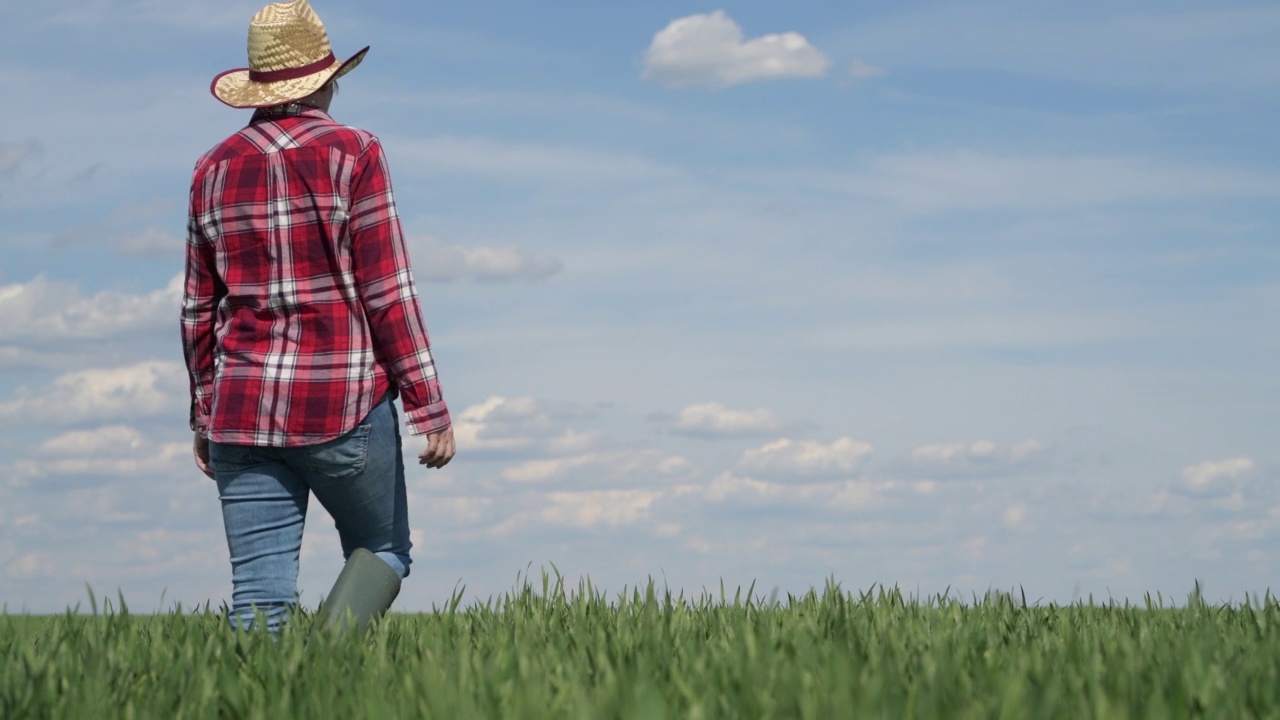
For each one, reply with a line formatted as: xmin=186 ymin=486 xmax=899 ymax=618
xmin=306 ymin=424 xmax=373 ymax=480
xmin=210 ymin=442 xmax=257 ymax=473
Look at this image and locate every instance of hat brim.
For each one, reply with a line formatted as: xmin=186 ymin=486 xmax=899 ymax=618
xmin=211 ymin=46 xmax=368 ymax=109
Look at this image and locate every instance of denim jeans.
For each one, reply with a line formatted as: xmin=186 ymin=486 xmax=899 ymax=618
xmin=209 ymin=393 xmax=411 ymax=632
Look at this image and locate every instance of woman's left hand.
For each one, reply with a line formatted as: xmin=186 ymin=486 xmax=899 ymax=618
xmin=193 ymin=432 xmax=215 ymax=480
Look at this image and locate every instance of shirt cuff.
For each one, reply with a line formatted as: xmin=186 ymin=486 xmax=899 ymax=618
xmin=405 ymin=400 xmax=451 ymax=436
xmin=190 ymin=403 xmax=212 ymax=438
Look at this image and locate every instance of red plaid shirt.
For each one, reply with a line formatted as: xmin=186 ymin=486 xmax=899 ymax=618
xmin=181 ymin=106 xmax=450 ymax=446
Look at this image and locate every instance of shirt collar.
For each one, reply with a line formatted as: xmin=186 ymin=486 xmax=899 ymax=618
xmin=250 ymin=104 xmax=331 ymax=124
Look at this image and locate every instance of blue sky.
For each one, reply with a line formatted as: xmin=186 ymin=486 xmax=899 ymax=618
xmin=0 ymin=0 xmax=1277 ymax=612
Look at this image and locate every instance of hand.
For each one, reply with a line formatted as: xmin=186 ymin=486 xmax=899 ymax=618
xmin=193 ymin=431 xmax=215 ymax=480
xmin=418 ymin=426 xmax=456 ymax=469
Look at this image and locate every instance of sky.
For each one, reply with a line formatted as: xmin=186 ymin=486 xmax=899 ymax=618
xmin=0 ymin=0 xmax=1277 ymax=613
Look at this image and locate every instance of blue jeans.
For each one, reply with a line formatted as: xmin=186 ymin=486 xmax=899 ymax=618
xmin=209 ymin=394 xmax=411 ymax=632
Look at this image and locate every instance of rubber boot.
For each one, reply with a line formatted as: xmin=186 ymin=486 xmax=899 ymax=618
xmin=309 ymin=548 xmax=402 ymax=640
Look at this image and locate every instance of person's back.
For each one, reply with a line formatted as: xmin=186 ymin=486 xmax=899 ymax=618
xmin=189 ymin=106 xmax=446 ymax=445
xmin=182 ymin=0 xmax=455 ymax=634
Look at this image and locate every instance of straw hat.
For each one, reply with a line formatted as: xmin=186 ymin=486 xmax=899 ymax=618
xmin=211 ymin=0 xmax=368 ymax=109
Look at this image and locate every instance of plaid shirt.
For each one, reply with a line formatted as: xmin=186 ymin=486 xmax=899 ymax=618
xmin=181 ymin=106 xmax=450 ymax=446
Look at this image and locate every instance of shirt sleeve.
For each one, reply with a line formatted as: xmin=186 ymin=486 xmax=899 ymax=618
xmin=180 ymin=173 xmax=224 ymax=438
xmin=349 ymin=138 xmax=451 ymax=435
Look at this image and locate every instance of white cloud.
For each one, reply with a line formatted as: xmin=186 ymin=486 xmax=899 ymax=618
xmin=846 ymin=59 xmax=886 ymax=79
xmin=451 ymin=395 xmax=597 ymax=456
xmin=1003 ymin=503 xmax=1029 ymax=529
xmin=8 ymin=551 xmax=57 ymax=579
xmin=0 ymin=360 xmax=187 ymax=426
xmin=502 ymin=458 xmax=568 ymax=483
xmin=540 ymin=489 xmax=661 ymax=528
xmin=40 ymin=425 xmax=147 ymax=456
xmin=670 ymin=401 xmax=782 ymax=438
xmin=1010 ymin=440 xmax=1045 ymax=463
xmin=1211 ymin=491 xmax=1247 ymax=513
xmin=1091 ymin=487 xmax=1188 ymax=521
xmin=702 ymin=472 xmax=893 ymax=512
xmin=1180 ymin=458 xmax=1255 ymax=497
xmin=502 ymin=449 xmax=692 ymax=486
xmin=118 ymin=227 xmax=182 ymax=257
xmin=703 ymin=474 xmax=765 ymax=504
xmin=829 ymin=480 xmax=895 ymax=512
xmin=547 ymin=429 xmax=601 ymax=455
xmin=1206 ymin=518 xmax=1275 ymax=544
xmin=452 ymin=397 xmax=538 ymax=453
xmin=0 ymin=274 xmax=181 ymax=344
xmin=61 ymin=485 xmax=149 ymax=524
xmin=417 ymin=495 xmax=495 ymax=528
xmin=908 ymin=439 xmax=1045 ymax=479
xmin=737 ymin=437 xmax=874 ymax=479
xmin=31 ymin=424 xmax=188 ymax=478
xmin=409 ymin=235 xmax=562 ymax=283
xmin=458 ymin=395 xmax=540 ymax=422
xmin=912 ymin=440 xmax=999 ymax=465
xmin=706 ymin=471 xmax=819 ymax=504
xmin=643 ymin=10 xmax=831 ymax=88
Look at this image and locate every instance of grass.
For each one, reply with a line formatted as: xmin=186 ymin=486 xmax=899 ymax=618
xmin=2 ymin=573 xmax=1278 ymax=719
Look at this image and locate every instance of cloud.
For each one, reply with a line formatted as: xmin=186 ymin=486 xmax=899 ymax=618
xmin=1009 ymin=441 xmax=1046 ymax=463
xmin=1003 ymin=503 xmax=1029 ymax=529
xmin=415 ymin=495 xmax=496 ymax=529
xmin=451 ymin=395 xmax=599 ymax=456
xmin=846 ymin=59 xmax=886 ymax=79
xmin=452 ymin=395 xmax=541 ymax=453
xmin=0 ymin=274 xmax=181 ymax=344
xmin=1206 ymin=518 xmax=1276 ymax=544
xmin=703 ymin=471 xmax=887 ymax=511
xmin=669 ymin=402 xmax=782 ymax=438
xmin=502 ymin=449 xmax=693 ymax=487
xmin=737 ymin=437 xmax=874 ymax=479
xmin=643 ymin=10 xmax=831 ymax=88
xmin=409 ymin=236 xmax=562 ymax=283
xmin=705 ymin=471 xmax=813 ymax=505
xmin=118 ymin=228 xmax=182 ymax=257
xmin=0 ymin=360 xmax=187 ymax=426
xmin=31 ymin=424 xmax=187 ymax=478
xmin=907 ymin=439 xmax=1045 ymax=479
xmin=540 ymin=489 xmax=661 ymax=528
xmin=1180 ymin=458 xmax=1255 ymax=497
xmin=7 ymin=551 xmax=57 ymax=580
xmin=912 ymin=440 xmax=999 ymax=464
xmin=830 ymin=480 xmax=896 ymax=512
xmin=40 ymin=425 xmax=148 ymax=457
xmin=704 ymin=471 xmax=771 ymax=502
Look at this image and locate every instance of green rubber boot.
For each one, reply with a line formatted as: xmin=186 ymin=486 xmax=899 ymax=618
xmin=309 ymin=548 xmax=402 ymax=640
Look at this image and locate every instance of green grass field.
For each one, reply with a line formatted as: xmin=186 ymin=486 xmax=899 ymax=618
xmin=3 ymin=574 xmax=1277 ymax=719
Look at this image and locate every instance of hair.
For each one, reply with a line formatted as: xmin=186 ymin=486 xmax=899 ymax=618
xmin=255 ymin=77 xmax=338 ymax=115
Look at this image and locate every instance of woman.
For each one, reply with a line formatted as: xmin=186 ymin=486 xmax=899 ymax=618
xmin=181 ymin=0 xmax=455 ymax=633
